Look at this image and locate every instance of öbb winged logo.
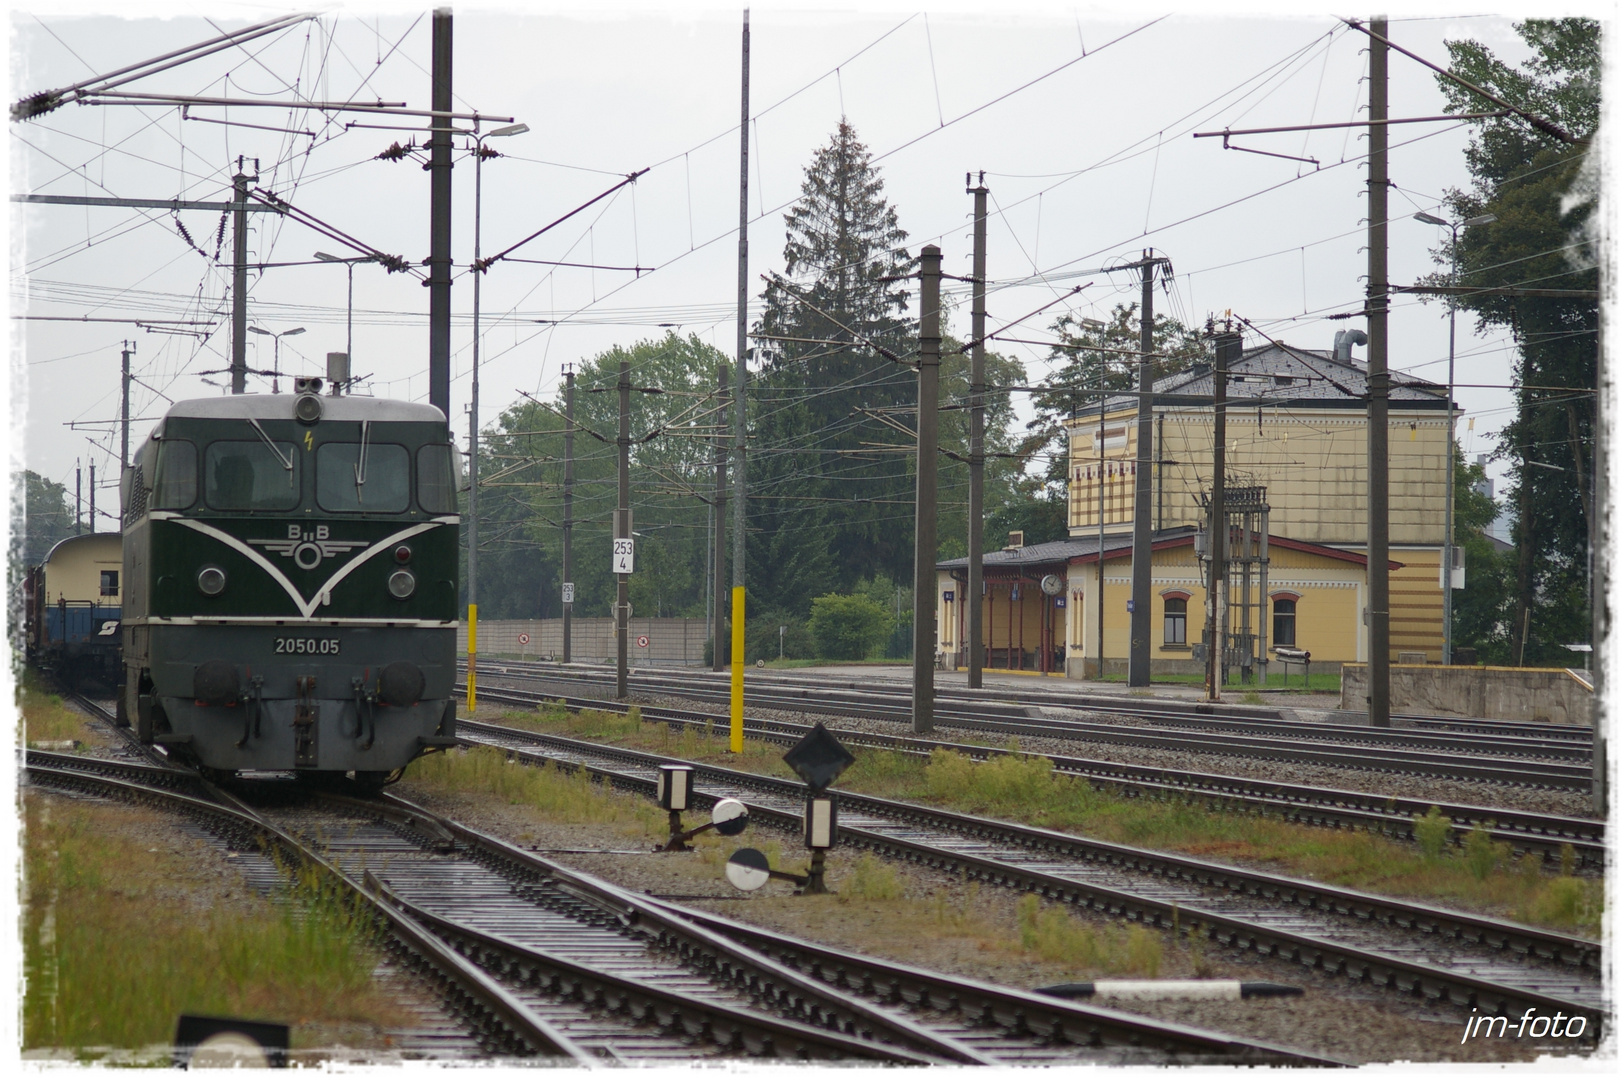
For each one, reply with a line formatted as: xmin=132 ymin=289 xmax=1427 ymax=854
xmin=249 ymin=525 xmax=369 ymax=571
xmin=161 ymin=513 xmax=451 ymax=619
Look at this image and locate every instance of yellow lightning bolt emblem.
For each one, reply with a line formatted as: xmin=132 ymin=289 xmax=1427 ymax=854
xmin=304 ymin=431 xmax=314 ymax=451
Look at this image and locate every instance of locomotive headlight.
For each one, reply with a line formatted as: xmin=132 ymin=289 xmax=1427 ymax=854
xmin=197 ymin=565 xmax=227 ymax=596
xmin=387 ymin=569 xmax=416 ymax=599
xmin=293 ymin=392 xmax=323 ymax=424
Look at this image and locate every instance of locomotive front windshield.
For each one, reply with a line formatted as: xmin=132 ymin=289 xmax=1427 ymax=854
xmin=205 ymin=440 xmax=300 ymax=510
xmin=141 ymin=418 xmax=460 ymax=518
xmin=416 ymin=444 xmax=456 ymax=513
xmin=150 ymin=439 xmax=197 ymax=509
xmin=317 ymin=442 xmax=410 ymax=512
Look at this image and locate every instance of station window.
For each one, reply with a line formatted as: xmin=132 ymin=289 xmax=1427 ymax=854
xmin=1163 ymin=597 xmax=1187 ymax=644
xmin=317 ymin=442 xmax=410 ymax=512
xmin=100 ymin=570 xmax=118 ymax=597
xmin=1273 ymin=598 xmax=1297 ymax=646
xmin=205 ymin=440 xmax=300 ymax=511
xmin=151 ymin=439 xmax=198 ymax=510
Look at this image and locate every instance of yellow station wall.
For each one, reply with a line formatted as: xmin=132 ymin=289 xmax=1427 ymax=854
xmin=1066 ymin=406 xmax=1449 ymax=547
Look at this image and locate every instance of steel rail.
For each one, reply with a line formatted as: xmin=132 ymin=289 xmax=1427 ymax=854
xmin=23 ymin=751 xmax=939 ymax=1064
xmin=361 ymin=791 xmax=1329 ymax=1066
xmin=22 ymin=756 xmax=592 ymax=1060
xmin=322 ymin=791 xmax=988 ymax=1064
xmin=468 ymin=664 xmax=1593 ymax=783
xmin=475 ymin=659 xmax=1593 ymax=750
xmin=451 ymin=720 xmax=1606 ymax=1027
xmin=457 ymin=683 xmax=1605 ymax=863
xmin=26 ymin=719 xmax=1324 ymax=1064
xmin=635 ymin=898 xmax=1346 ymax=1066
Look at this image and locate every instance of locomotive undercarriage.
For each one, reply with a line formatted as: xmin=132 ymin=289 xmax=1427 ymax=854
xmin=127 ymin=624 xmax=456 ymax=775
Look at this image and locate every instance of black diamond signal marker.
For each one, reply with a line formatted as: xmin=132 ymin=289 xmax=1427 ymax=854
xmin=782 ymin=722 xmax=854 ymax=791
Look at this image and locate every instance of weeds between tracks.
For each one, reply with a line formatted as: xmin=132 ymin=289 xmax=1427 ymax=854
xmin=397 ymin=740 xmax=1168 ymax=979
xmin=489 ymin=706 xmax=1604 ymax=937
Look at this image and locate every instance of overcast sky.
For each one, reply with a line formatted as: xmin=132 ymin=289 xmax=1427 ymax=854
xmin=7 ymin=1 xmax=1606 ymax=531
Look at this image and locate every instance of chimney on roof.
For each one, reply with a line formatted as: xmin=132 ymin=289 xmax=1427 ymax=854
xmin=1333 ymin=328 xmax=1368 ymax=362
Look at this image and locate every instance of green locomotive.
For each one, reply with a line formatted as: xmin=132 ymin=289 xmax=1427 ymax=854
xmin=119 ymin=381 xmax=460 ymax=781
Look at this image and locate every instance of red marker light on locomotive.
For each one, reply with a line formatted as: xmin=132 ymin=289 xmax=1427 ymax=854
xmin=394 ymin=545 xmax=412 ymax=564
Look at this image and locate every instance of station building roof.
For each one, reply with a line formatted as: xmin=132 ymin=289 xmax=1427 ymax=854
xmin=937 ymin=525 xmax=1401 ymax=576
xmin=1090 ymin=341 xmax=1450 ymax=415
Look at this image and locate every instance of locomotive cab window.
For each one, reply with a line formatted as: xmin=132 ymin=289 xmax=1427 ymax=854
xmin=416 ymin=444 xmax=457 ymax=513
xmin=317 ymin=442 xmax=410 ymax=512
xmin=205 ymin=440 xmax=299 ymax=511
xmin=151 ymin=439 xmax=198 ymax=509
xmin=100 ymin=570 xmax=118 ymax=597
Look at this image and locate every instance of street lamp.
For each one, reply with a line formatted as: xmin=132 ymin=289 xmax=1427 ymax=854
xmin=1414 ymin=210 xmax=1495 ymax=666
xmin=466 ymin=120 xmax=529 ymax=713
xmin=247 ymin=325 xmax=305 ymax=393
xmin=315 ymin=251 xmax=382 ymax=386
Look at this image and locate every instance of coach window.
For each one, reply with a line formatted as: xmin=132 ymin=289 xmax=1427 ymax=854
xmin=317 ymin=443 xmax=410 ymax=512
xmin=205 ymin=440 xmax=300 ymax=511
xmin=150 ymin=439 xmax=198 ymax=509
xmin=417 ymin=444 xmax=458 ymax=513
xmin=1163 ymin=597 xmax=1187 ymax=645
xmin=1273 ymin=598 xmax=1297 ymax=647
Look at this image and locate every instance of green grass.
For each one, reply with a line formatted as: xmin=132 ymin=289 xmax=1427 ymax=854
xmin=16 ymin=670 xmax=92 ymax=747
xmin=1097 ymin=671 xmax=1340 ymax=691
xmin=1016 ymin=894 xmax=1162 ymax=975
xmin=405 ymin=743 xmax=664 ymax=834
xmin=23 ymin=797 xmax=404 ymax=1056
xmin=497 ymin=702 xmax=1604 ymax=936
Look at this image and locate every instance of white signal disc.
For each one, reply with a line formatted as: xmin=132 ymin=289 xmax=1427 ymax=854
xmin=725 ymin=848 xmax=771 ymax=891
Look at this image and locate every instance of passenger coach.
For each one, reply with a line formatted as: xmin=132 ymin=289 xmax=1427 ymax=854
xmin=120 ymin=382 xmax=460 ymax=782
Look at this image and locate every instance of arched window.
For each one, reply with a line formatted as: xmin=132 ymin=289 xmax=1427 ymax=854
xmin=1273 ymin=598 xmax=1297 ymax=647
xmin=1163 ymin=597 xmax=1187 ymax=644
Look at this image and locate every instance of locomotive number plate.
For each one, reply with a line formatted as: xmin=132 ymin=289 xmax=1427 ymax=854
xmin=274 ymin=636 xmax=341 ymax=655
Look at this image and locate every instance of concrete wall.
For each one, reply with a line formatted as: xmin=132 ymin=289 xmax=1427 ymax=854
xmin=1340 ymin=663 xmax=1594 ymax=725
xmin=459 ymin=618 xmax=708 ymax=666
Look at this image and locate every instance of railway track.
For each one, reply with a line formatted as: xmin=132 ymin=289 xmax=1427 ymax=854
xmin=25 ymin=698 xmax=1330 ymax=1066
xmin=466 ymin=662 xmax=1596 ymax=790
xmin=453 ymin=716 xmax=1607 ymax=1031
xmin=458 ymin=682 xmax=1605 ymax=866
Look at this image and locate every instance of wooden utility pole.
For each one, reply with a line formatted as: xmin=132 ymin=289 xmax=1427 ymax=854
xmin=1367 ymin=15 xmax=1392 ymax=727
xmin=912 ymin=246 xmax=943 ymax=734
xmin=966 ymin=173 xmax=988 ymax=688
xmin=428 ymin=8 xmax=453 ymax=419
xmin=562 ymin=364 xmax=575 ymax=664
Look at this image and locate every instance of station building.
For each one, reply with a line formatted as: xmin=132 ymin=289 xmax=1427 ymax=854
xmin=937 ymin=337 xmax=1453 ymax=678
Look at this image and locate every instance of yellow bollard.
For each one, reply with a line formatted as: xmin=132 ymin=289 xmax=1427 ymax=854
xmin=730 ymin=586 xmax=745 ymax=752
xmin=466 ymin=603 xmax=477 ymax=716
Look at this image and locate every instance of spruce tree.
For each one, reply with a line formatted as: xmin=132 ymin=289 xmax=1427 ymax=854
xmin=751 ymin=121 xmax=916 ymax=597
xmin=1431 ymin=18 xmax=1598 ymax=663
